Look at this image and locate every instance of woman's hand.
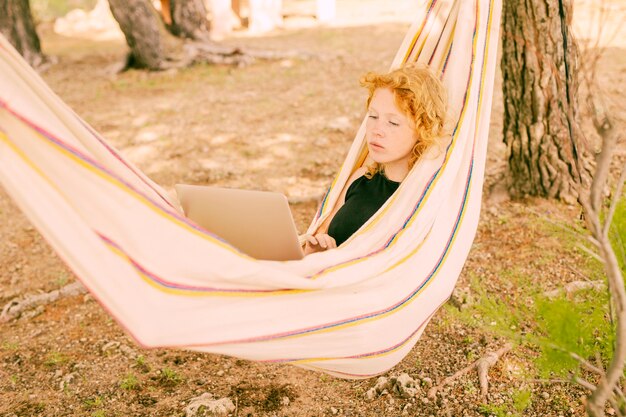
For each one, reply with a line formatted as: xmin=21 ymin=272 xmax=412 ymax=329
xmin=303 ymin=233 xmax=337 ymax=255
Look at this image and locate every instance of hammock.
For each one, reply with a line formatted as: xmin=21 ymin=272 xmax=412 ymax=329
xmin=0 ymin=0 xmax=501 ymax=378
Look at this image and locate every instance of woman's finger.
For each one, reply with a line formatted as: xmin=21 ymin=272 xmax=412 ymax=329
xmin=315 ymin=234 xmax=327 ymax=249
xmin=306 ymin=235 xmax=318 ymax=246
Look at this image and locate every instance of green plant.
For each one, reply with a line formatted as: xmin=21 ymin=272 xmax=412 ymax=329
xmin=31 ymin=0 xmax=98 ymax=20
xmin=478 ymin=403 xmax=508 ymax=417
xmin=135 ymin=355 xmax=150 ymax=373
xmin=609 ymin=197 xmax=625 ymax=272
xmin=2 ymin=341 xmax=18 ymax=350
xmin=44 ymin=351 xmax=67 ymax=367
xmin=512 ymin=389 xmax=532 ymax=412
xmin=120 ymin=373 xmax=140 ymax=391
xmin=534 ymin=290 xmax=612 ymax=377
xmin=83 ymin=396 xmax=103 ymax=410
xmin=56 ymin=272 xmax=69 ymax=287
xmin=157 ymin=367 xmax=183 ymax=387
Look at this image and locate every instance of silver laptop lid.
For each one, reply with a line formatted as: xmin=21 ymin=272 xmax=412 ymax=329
xmin=175 ymin=184 xmax=304 ymax=261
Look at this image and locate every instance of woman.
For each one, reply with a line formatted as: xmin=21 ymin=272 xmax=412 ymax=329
xmin=304 ymin=63 xmax=448 ymax=254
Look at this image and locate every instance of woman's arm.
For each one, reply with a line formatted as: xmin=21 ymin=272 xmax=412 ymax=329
xmin=303 ymin=166 xmax=367 ymax=254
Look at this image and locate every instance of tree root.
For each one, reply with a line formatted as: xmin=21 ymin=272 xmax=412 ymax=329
xmin=544 ymin=280 xmax=605 ymax=299
xmin=0 ymin=281 xmax=86 ymax=322
xmin=427 ymin=343 xmax=513 ymax=399
xmin=128 ymin=41 xmax=312 ymax=71
xmin=182 ymin=41 xmax=310 ymax=67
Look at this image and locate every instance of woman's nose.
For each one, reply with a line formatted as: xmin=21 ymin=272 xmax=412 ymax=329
xmin=371 ymin=121 xmax=384 ymax=137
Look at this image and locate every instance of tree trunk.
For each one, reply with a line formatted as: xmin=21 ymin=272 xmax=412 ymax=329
xmin=108 ymin=0 xmax=182 ymax=70
xmin=0 ymin=0 xmax=45 ymax=68
xmin=208 ymin=0 xmax=235 ymax=40
xmin=248 ymin=0 xmax=283 ymax=34
xmin=501 ymin=0 xmax=588 ymax=203
xmin=169 ymin=0 xmax=211 ymax=40
xmin=109 ymin=0 xmax=295 ymax=70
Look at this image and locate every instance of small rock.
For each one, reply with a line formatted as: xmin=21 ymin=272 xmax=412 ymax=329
xmin=323 ymin=396 xmax=329 ymax=401
xmin=185 ymin=393 xmax=235 ymax=417
xmin=119 ymin=344 xmax=137 ymax=359
xmin=314 ymin=137 xmax=331 ymax=146
xmin=365 ymin=376 xmax=390 ymax=400
xmin=450 ymin=286 xmax=473 ymax=310
xmin=327 ymin=116 xmax=352 ymax=132
xmin=541 ymin=392 xmax=550 ymax=400
xmin=216 ymin=370 xmax=225 ymax=377
xmin=421 ymin=377 xmax=433 ymax=387
xmin=59 ymin=373 xmax=75 ymax=391
xmin=330 ymin=407 xmax=339 ymax=415
xmin=132 ymin=115 xmax=150 ymax=128
xmin=392 ymin=373 xmax=419 ymax=398
xmin=281 ymin=396 xmax=290 ymax=406
xmin=101 ymin=341 xmax=120 ymax=354
xmin=135 ymin=129 xmax=159 ymax=143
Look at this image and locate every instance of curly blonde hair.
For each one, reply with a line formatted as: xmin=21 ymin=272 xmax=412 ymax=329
xmin=360 ymin=63 xmax=448 ymax=178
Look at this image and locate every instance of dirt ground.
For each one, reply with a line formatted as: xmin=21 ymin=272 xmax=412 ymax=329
xmin=1 ymin=1 xmax=625 ymax=416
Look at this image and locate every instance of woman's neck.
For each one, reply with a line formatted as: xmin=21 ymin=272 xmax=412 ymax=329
xmin=381 ymin=162 xmax=409 ymax=182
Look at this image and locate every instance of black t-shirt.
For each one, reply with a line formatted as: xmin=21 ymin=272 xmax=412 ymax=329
xmin=328 ymin=172 xmax=400 ymax=246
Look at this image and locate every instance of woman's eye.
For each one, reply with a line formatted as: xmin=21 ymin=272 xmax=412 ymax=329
xmin=368 ymin=115 xmax=378 ymax=119
xmin=389 ymin=121 xmax=400 ymax=126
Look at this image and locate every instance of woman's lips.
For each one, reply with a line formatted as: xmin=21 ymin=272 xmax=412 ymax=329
xmin=369 ymin=142 xmax=384 ymax=150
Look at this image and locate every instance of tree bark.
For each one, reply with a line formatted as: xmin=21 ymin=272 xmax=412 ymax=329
xmin=0 ymin=0 xmax=45 ymax=68
xmin=169 ymin=0 xmax=211 ymax=40
xmin=109 ymin=0 xmax=302 ymax=70
xmin=208 ymin=0 xmax=236 ymax=40
xmin=108 ymin=0 xmax=182 ymax=70
xmin=501 ymin=0 xmax=589 ymax=203
xmin=248 ymin=0 xmax=283 ymax=34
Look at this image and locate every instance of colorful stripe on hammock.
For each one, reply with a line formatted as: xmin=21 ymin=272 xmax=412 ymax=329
xmin=0 ymin=0 xmax=500 ymax=377
xmin=0 ymin=39 xmax=178 ymax=212
xmin=0 ymin=0 xmax=481 ymax=293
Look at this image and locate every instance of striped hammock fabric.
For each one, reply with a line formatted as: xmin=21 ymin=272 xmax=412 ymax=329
xmin=0 ymin=0 xmax=502 ymax=378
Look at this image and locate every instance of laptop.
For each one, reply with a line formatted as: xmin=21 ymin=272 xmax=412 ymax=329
xmin=175 ymin=184 xmax=304 ymax=261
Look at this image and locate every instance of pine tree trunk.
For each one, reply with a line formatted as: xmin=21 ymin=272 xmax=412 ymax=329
xmin=169 ymin=0 xmax=211 ymax=40
xmin=109 ymin=0 xmax=292 ymax=70
xmin=0 ymin=0 xmax=45 ymax=68
xmin=501 ymin=0 xmax=588 ymax=203
xmin=108 ymin=0 xmax=181 ymax=70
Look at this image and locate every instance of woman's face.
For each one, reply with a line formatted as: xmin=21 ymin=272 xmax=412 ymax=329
xmin=365 ymin=88 xmax=418 ymax=172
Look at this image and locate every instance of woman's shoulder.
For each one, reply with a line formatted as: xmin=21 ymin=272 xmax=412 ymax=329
xmin=347 ymin=166 xmax=368 ymax=185
xmin=336 ymin=166 xmax=367 ymax=205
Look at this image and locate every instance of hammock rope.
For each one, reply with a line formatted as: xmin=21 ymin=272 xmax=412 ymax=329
xmin=0 ymin=0 xmax=502 ymax=378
